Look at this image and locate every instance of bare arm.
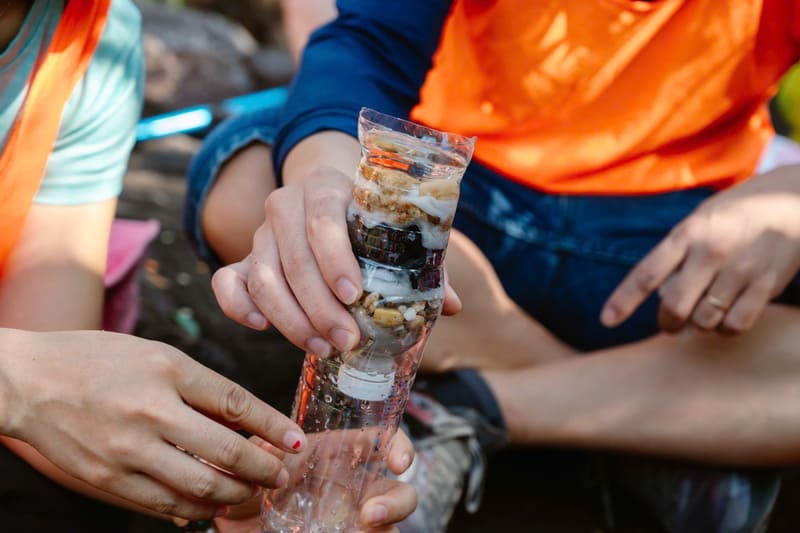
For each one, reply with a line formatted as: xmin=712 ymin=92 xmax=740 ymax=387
xmin=0 ymin=202 xmax=306 ymax=521
xmin=281 ymin=0 xmax=337 ymax=64
xmin=0 ymin=199 xmax=154 ymax=514
xmin=0 ymin=200 xmax=113 ymax=329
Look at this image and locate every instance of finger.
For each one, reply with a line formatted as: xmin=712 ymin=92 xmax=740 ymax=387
xmin=720 ymin=278 xmax=774 ymax=334
xmin=108 ymin=471 xmax=223 ymax=520
xmin=162 ymin=409 xmax=290 ymax=489
xmin=601 ymin=230 xmax=688 ymax=327
xmin=269 ymin=190 xmax=360 ymax=353
xmin=212 ymin=260 xmax=269 ymax=330
xmin=141 ymin=443 xmax=257 ymax=505
xmin=386 ymin=430 xmax=413 ymax=475
xmin=176 ymin=361 xmax=306 ymax=455
xmin=250 ymin=435 xmax=287 ymax=461
xmin=304 ymin=172 xmax=363 ymax=306
xmin=360 ymin=480 xmax=418 ymax=528
xmin=441 ymin=269 xmax=462 ymax=316
xmin=690 ymin=267 xmax=749 ymax=331
xmin=215 ymin=489 xmax=263 ymax=521
xmin=657 ymin=247 xmax=721 ymax=333
xmin=247 ymin=224 xmax=334 ymax=357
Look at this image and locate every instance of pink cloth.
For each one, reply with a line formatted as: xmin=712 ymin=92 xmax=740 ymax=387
xmin=103 ymin=218 xmax=160 ymax=333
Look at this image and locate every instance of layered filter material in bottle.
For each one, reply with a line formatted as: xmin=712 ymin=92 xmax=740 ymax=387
xmin=262 ymin=108 xmax=475 ymax=533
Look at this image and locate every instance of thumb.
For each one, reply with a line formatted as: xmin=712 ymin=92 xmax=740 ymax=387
xmin=441 ymin=269 xmax=462 ymax=316
xmin=212 ymin=259 xmax=269 ymax=330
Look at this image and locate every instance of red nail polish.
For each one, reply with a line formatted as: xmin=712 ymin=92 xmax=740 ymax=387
xmin=292 ymin=440 xmax=301 ymax=450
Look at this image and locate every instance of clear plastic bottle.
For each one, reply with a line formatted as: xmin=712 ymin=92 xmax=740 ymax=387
xmin=261 ymin=108 xmax=475 ymax=533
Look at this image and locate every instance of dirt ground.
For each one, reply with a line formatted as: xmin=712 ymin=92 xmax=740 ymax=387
xmin=121 ymin=136 xmax=800 ymax=532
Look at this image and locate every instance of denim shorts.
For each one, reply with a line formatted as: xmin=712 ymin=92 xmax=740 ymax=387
xmin=185 ymin=109 xmax=800 ymax=352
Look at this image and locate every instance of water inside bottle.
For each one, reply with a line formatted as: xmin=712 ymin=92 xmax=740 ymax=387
xmin=262 ymin=356 xmax=413 ymax=533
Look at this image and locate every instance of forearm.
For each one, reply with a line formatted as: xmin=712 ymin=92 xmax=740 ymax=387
xmin=0 ymin=202 xmax=113 ymax=330
xmin=0 ymin=201 xmax=147 ymax=513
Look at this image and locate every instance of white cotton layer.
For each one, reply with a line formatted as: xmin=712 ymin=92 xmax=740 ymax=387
xmin=406 ymin=194 xmax=458 ymax=224
xmin=360 ymin=262 xmax=444 ymax=301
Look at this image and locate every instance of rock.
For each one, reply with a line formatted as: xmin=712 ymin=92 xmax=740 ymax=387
xmin=129 ymin=135 xmax=201 ymax=176
xmin=185 ymin=0 xmax=284 ymax=46
xmin=136 ymin=1 xmax=259 ymax=112
xmin=247 ymin=47 xmax=294 ymax=87
xmin=372 ymin=307 xmax=405 ymax=328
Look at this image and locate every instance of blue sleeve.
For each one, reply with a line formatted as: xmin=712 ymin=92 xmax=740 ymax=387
xmin=34 ymin=0 xmax=144 ymax=206
xmin=272 ymin=0 xmax=454 ymax=180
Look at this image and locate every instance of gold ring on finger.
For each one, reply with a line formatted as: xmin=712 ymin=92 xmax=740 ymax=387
xmin=706 ymin=294 xmax=730 ymax=312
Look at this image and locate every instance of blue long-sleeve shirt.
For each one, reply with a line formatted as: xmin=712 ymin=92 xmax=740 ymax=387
xmin=272 ymin=0 xmax=454 ymax=179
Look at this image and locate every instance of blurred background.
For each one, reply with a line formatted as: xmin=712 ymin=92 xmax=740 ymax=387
xmin=126 ymin=2 xmax=800 ymax=531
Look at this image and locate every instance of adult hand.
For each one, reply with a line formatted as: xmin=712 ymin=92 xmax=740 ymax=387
xmin=215 ymin=431 xmax=417 ymax=533
xmin=212 ymin=132 xmax=461 ymax=357
xmin=1 ymin=329 xmax=306 ymax=520
xmin=601 ymin=165 xmax=800 ymax=334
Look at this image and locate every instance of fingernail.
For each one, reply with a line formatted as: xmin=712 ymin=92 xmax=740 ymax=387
xmin=366 ymin=504 xmax=388 ymax=526
xmin=214 ymin=506 xmax=228 ymax=518
xmin=331 ymin=327 xmax=357 ymax=352
xmin=601 ymin=307 xmax=617 ymax=326
xmin=282 ymin=430 xmax=305 ymax=451
xmin=247 ymin=312 xmax=267 ymax=329
xmin=400 ymin=452 xmax=411 ymax=471
xmin=307 ymin=337 xmax=331 ymax=358
xmin=276 ymin=469 xmax=289 ymax=488
xmin=336 ymin=277 xmax=360 ymax=305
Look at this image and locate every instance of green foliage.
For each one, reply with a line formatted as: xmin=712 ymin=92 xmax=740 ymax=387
xmin=774 ymin=64 xmax=800 ymax=141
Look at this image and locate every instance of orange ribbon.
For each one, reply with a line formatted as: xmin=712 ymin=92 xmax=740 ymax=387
xmin=0 ymin=0 xmax=112 ymax=275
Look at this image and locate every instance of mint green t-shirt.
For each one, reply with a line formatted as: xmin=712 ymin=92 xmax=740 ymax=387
xmin=0 ymin=0 xmax=144 ymax=205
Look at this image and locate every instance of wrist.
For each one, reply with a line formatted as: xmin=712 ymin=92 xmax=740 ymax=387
xmin=283 ymin=131 xmax=360 ymax=187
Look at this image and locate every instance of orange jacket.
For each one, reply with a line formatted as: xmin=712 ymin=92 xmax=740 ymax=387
xmin=0 ymin=0 xmax=111 ymax=275
xmin=412 ymin=0 xmax=800 ymax=195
